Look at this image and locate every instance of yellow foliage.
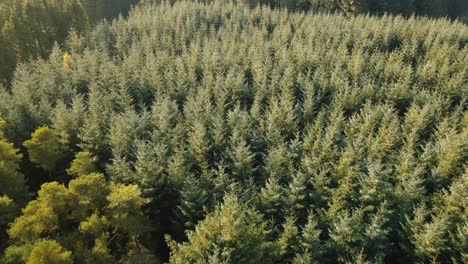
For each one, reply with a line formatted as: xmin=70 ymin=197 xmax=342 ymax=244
xmin=0 ymin=119 xmax=6 ymax=140
xmin=62 ymin=52 xmax=70 ymax=70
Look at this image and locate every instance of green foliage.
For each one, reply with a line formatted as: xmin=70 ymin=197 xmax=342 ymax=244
xmin=0 ymin=1 xmax=467 ymax=263
xmin=277 ymin=216 xmax=301 ymax=262
xmin=0 ymin=196 xmax=16 ymax=227
xmin=0 ymin=140 xmax=29 ymax=205
xmin=23 ymin=126 xmax=63 ymax=173
xmin=404 ymin=174 xmax=468 ymax=263
xmin=0 ymin=155 xmax=26 ymax=250
xmin=26 ymin=240 xmax=72 ymax=264
xmin=168 ymin=194 xmax=277 ymax=263
xmin=52 ymin=97 xmax=86 ymax=151
xmin=306 ymin=0 xmax=468 ymax=18
xmin=106 ymin=183 xmax=149 ymax=234
xmin=0 ymin=0 xmax=89 ymax=85
xmin=337 ymin=0 xmax=367 ymax=16
xmin=0 ymin=119 xmax=7 ymax=140
xmin=67 ymin=151 xmax=97 ymax=177
xmin=0 ymin=120 xmax=29 ymax=248
xmin=5 ymin=173 xmax=156 ymax=263
xmin=82 ymin=0 xmax=139 ymax=22
xmin=293 ymin=213 xmax=323 ymax=263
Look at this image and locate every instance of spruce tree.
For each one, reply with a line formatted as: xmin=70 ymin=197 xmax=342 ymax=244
xmin=168 ymin=194 xmax=277 ymax=264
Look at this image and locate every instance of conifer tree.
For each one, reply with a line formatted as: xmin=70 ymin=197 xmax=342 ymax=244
xmin=52 ymin=97 xmax=86 ymax=151
xmin=176 ymin=174 xmax=211 ymax=230
xmin=0 ymin=1 xmax=466 ymax=262
xmin=257 ymin=174 xmax=290 ymax=225
xmin=168 ymin=194 xmax=277 ymax=264
xmin=78 ymin=83 xmax=112 ymax=161
xmin=0 ymin=0 xmax=89 ymax=84
xmin=277 ymin=216 xmax=301 ymax=263
xmin=229 ymin=136 xmax=255 ymax=184
xmin=293 ymin=213 xmax=323 ymax=263
xmin=187 ymin=121 xmax=211 ymax=170
xmin=0 ymin=119 xmax=30 ymax=251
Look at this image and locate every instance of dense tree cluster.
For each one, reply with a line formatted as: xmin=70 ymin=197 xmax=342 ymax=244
xmin=0 ymin=1 xmax=467 ymax=263
xmin=0 ymin=120 xmax=30 ymax=252
xmin=0 ymin=0 xmax=139 ymax=86
xmin=81 ymin=0 xmax=140 ymax=22
xmin=304 ymin=0 xmax=468 ymax=19
xmin=0 ymin=0 xmax=88 ymax=85
xmin=4 ymin=173 xmax=155 ymax=263
xmin=237 ymin=0 xmax=468 ymax=20
xmin=1 ymin=0 xmax=466 ymax=85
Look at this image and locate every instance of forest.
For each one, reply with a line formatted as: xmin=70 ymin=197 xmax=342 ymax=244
xmin=1 ymin=0 xmax=467 ymax=85
xmin=0 ymin=0 xmax=467 ymax=263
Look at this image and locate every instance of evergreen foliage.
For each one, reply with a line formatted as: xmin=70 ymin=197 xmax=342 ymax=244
xmin=167 ymin=194 xmax=277 ymax=263
xmin=0 ymin=0 xmax=89 ymax=85
xmin=0 ymin=1 xmax=467 ymax=263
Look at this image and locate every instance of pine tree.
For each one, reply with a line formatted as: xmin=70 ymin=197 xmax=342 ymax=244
xmin=296 ymin=213 xmax=323 ymax=262
xmin=257 ymin=174 xmax=289 ymax=224
xmin=187 ymin=120 xmax=211 ymax=170
xmin=0 ymin=0 xmax=89 ymax=84
xmin=229 ymin=136 xmax=255 ymax=184
xmin=287 ymin=171 xmax=310 ymax=221
xmin=176 ymin=173 xmax=212 ymax=230
xmin=52 ymin=97 xmax=86 ymax=151
xmin=0 ymin=2 xmax=467 ymax=262
xmin=168 ymin=194 xmax=277 ymax=264
xmin=277 ymin=216 xmax=301 ymax=262
xmin=78 ymin=83 xmax=111 ymax=162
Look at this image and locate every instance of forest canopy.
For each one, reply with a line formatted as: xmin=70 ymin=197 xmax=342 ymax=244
xmin=0 ymin=1 xmax=467 ymax=263
xmin=1 ymin=0 xmax=467 ymax=85
xmin=0 ymin=0 xmax=139 ymax=86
